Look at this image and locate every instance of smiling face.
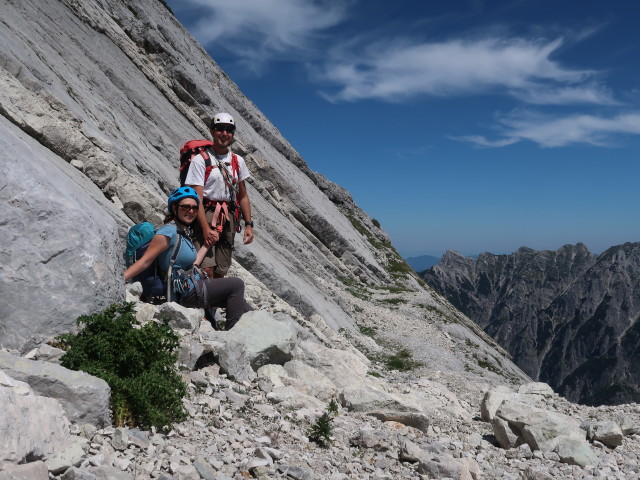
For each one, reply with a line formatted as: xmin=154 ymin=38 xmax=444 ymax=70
xmin=175 ymin=198 xmax=199 ymax=225
xmin=211 ymin=123 xmax=235 ymax=151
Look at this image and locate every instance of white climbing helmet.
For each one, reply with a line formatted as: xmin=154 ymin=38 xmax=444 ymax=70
xmin=211 ymin=112 xmax=235 ymax=127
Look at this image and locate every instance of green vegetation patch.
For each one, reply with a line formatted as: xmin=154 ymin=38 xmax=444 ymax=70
xmin=359 ymin=325 xmax=378 ymax=337
xmin=379 ymin=297 xmax=405 ymax=305
xmin=385 ymin=348 xmax=422 ymax=371
xmin=473 ymin=354 xmax=502 ymax=374
xmin=58 ymin=303 xmax=187 ymax=430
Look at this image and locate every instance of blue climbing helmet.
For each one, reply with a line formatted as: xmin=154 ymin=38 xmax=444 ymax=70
xmin=167 ymin=186 xmax=199 ymax=211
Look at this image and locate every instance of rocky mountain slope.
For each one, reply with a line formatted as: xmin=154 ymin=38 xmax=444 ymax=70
xmin=3 ymin=1 xmax=640 ymax=478
xmin=422 ymin=243 xmax=640 ymax=405
xmin=0 ymin=0 xmax=525 ymax=393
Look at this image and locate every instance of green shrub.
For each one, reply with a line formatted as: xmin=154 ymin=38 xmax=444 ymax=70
xmin=359 ymin=326 xmax=377 ymax=337
xmin=385 ymin=349 xmax=422 ymax=371
xmin=308 ymin=401 xmax=339 ymax=447
xmin=308 ymin=412 xmax=333 ymax=447
xmin=59 ymin=303 xmax=187 ymax=430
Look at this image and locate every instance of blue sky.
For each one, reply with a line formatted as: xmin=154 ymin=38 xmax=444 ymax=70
xmin=166 ymin=0 xmax=640 ymax=257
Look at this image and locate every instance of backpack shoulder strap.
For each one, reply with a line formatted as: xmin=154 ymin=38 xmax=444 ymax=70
xmin=231 ymin=153 xmax=239 ymax=179
xmin=201 ymin=148 xmax=213 ymax=184
xmin=165 ymin=223 xmax=184 ymax=302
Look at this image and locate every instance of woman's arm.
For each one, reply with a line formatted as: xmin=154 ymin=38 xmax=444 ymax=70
xmin=124 ymin=234 xmax=171 ymax=282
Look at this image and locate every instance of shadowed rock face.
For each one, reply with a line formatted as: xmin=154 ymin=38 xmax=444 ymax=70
xmin=423 ymin=243 xmax=640 ymax=405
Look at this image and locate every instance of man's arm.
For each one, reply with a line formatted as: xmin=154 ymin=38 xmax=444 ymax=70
xmin=237 ymin=180 xmax=253 ymax=244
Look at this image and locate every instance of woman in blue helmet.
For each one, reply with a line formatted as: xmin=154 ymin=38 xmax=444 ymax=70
xmin=124 ymin=187 xmax=252 ymax=330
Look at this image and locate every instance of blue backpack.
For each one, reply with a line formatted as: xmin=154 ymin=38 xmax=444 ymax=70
xmin=125 ymin=222 xmax=166 ymax=300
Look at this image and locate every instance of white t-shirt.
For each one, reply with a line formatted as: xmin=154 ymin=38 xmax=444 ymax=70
xmin=184 ymin=150 xmax=250 ymax=202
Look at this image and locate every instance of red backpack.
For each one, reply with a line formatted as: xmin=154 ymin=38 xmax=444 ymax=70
xmin=179 ymin=140 xmax=239 ymax=187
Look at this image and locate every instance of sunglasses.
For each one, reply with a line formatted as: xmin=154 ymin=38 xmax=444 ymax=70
xmin=213 ymin=125 xmax=235 ymax=134
xmin=178 ymin=204 xmax=198 ymax=212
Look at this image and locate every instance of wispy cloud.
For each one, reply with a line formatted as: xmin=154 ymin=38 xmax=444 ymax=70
xmin=174 ymin=0 xmax=350 ymax=73
xmin=317 ymin=36 xmax=612 ymax=105
xmin=454 ymin=111 xmax=640 ymax=148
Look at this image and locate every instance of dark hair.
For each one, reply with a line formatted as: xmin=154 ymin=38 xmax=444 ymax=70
xmin=163 ymin=206 xmax=177 ymax=224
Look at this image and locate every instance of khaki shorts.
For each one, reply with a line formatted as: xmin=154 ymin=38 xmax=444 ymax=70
xmin=192 ymin=207 xmax=236 ymax=275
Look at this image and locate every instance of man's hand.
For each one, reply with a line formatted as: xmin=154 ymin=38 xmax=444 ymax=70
xmin=243 ymin=225 xmax=254 ymax=244
xmin=204 ymin=226 xmax=219 ymax=247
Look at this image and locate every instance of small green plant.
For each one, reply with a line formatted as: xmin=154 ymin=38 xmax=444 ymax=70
xmin=372 ymin=218 xmax=381 ymax=228
xmin=308 ymin=412 xmax=334 ymax=447
xmin=58 ymin=303 xmax=187 ymax=430
xmin=385 ymin=348 xmax=422 ymax=371
xmin=308 ymin=400 xmax=339 ymax=447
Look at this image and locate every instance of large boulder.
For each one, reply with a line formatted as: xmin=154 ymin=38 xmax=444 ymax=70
xmin=0 ymin=117 xmax=126 ymax=353
xmin=0 ymin=384 xmax=71 ymax=466
xmin=0 ymin=352 xmax=111 ymax=427
xmin=291 ymin=340 xmax=369 ymax=389
xmin=221 ymin=310 xmax=298 ymax=368
xmin=493 ymin=399 xmax=586 ymax=452
xmin=586 ymin=421 xmax=623 ymax=448
xmin=555 ymin=436 xmax=599 ymax=467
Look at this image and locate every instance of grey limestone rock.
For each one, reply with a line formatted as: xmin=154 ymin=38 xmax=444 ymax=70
xmin=613 ymin=412 xmax=640 ymax=436
xmin=0 ymin=385 xmax=71 ymax=465
xmin=519 ymin=382 xmax=555 ymax=397
xmin=45 ymin=436 xmax=89 ymax=474
xmin=398 ymin=438 xmax=428 ymax=462
xmin=84 ymin=466 xmax=134 ymax=480
xmin=0 ymin=461 xmax=48 ymax=480
xmin=0 ymin=117 xmax=126 ymax=353
xmin=587 ymin=421 xmax=623 ymax=448
xmin=417 ymin=455 xmax=480 ymax=479
xmin=494 ymin=399 xmax=585 ymax=451
xmin=492 ymin=416 xmax=523 ymax=449
xmin=33 ymin=344 xmax=66 ymax=364
xmin=216 ymin=340 xmax=257 ymax=383
xmin=193 ymin=456 xmax=217 ymax=480
xmin=293 ymin=340 xmax=369 ymax=389
xmin=277 ymin=465 xmax=313 ymax=480
xmin=0 ymin=352 xmax=110 ymax=427
xmin=157 ymin=302 xmax=202 ymax=333
xmin=481 ymin=385 xmax=517 ymax=422
xmin=221 ymin=310 xmax=297 ymax=369
xmin=554 ymin=436 xmax=599 ymax=467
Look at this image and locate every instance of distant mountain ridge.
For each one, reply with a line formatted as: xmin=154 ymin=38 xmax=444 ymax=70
xmin=422 ymin=242 xmax=640 ymax=405
xmin=405 ymin=254 xmax=440 ymax=272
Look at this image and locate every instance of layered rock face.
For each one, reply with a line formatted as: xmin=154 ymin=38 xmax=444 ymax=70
xmin=423 ymin=243 xmax=640 ymax=405
xmin=0 ymin=0 xmax=404 ymax=351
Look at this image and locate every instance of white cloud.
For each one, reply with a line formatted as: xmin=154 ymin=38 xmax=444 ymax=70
xmin=455 ymin=111 xmax=640 ymax=148
xmin=512 ymin=85 xmax=619 ymax=105
xmin=175 ymin=0 xmax=349 ymax=72
xmin=317 ymin=36 xmax=612 ymax=105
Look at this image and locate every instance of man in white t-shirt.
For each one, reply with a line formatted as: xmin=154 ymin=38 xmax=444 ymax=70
xmin=184 ymin=112 xmax=254 ymax=281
